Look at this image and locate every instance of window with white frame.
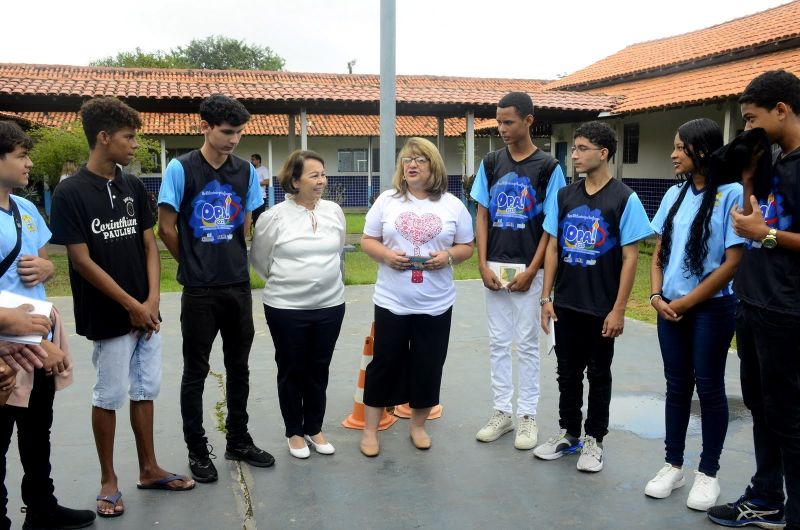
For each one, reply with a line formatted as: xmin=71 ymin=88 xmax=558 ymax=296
xmin=338 ymin=148 xmax=368 ymax=172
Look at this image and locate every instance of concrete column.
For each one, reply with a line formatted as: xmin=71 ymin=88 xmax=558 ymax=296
xmin=367 ymin=136 xmax=373 ymax=205
xmin=723 ymin=100 xmax=739 ymax=143
xmin=379 ymin=0 xmax=396 ymax=193
xmin=465 ymin=110 xmax=475 ymax=177
xmin=268 ymin=139 xmax=275 ymax=208
xmin=288 ymin=114 xmax=296 ymax=152
xmin=437 ymin=116 xmax=445 ymax=158
xmin=300 ymin=107 xmax=308 ymax=150
xmin=159 ymin=138 xmax=167 ymax=176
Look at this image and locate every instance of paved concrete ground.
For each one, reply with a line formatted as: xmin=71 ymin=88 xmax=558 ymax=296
xmin=6 ymin=281 xmax=757 ymax=529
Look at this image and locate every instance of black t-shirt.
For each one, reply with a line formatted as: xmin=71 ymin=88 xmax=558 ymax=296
xmin=160 ymin=150 xmax=253 ymax=287
xmin=482 ymin=147 xmax=559 ymax=264
xmin=734 ymin=149 xmax=800 ymax=315
xmin=547 ymin=178 xmax=652 ymax=317
xmin=50 ymin=166 xmax=154 ymax=340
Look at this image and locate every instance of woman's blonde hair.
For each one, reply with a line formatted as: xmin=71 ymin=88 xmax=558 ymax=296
xmin=392 ymin=137 xmax=448 ymax=201
xmin=277 ymin=149 xmax=325 ymax=195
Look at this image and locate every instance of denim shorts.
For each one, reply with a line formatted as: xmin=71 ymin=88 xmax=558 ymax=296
xmin=91 ymin=331 xmax=162 ymax=410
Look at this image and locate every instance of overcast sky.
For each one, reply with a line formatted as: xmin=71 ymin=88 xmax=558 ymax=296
xmin=2 ymin=0 xmax=790 ymax=79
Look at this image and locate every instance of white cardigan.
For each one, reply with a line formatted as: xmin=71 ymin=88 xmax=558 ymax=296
xmin=250 ymin=197 xmax=346 ymax=310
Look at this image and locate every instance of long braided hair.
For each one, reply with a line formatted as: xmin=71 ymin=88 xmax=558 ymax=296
xmin=657 ymin=119 xmax=724 ymax=278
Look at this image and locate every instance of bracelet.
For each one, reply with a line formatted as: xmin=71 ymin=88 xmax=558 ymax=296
xmin=539 ymin=296 xmax=553 ymax=306
xmin=445 ymin=249 xmax=454 ymax=267
xmin=649 ymin=293 xmax=663 ymax=303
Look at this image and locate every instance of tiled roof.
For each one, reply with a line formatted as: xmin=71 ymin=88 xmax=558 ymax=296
xmin=546 ymin=1 xmax=800 ymax=90
xmin=0 ymin=111 xmax=31 ymax=125
xmin=0 ymin=64 xmax=614 ymax=112
xmin=7 ymin=111 xmax=471 ymax=137
xmin=593 ymin=47 xmax=800 ymax=114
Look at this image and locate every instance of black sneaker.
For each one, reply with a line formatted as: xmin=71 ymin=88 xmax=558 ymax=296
xmin=189 ymin=444 xmax=218 ymax=483
xmin=22 ymin=503 xmax=96 ymax=529
xmin=225 ymin=438 xmax=275 ymax=468
xmin=707 ymin=494 xmax=785 ymax=528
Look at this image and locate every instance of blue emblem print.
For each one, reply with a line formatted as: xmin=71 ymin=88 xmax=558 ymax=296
xmin=189 ymin=181 xmax=244 ymax=243
xmin=489 ymin=172 xmax=540 ymax=231
xmin=760 ymin=175 xmax=793 ymax=230
xmin=559 ymin=205 xmax=617 ymax=267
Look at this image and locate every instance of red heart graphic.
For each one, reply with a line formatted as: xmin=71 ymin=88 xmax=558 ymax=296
xmin=395 ymin=212 xmax=442 ymax=246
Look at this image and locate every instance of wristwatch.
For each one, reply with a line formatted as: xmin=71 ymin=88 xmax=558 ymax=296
xmin=445 ymin=249 xmax=454 ymax=267
xmin=762 ymin=228 xmax=778 ymax=249
xmin=539 ymin=296 xmax=553 ymax=306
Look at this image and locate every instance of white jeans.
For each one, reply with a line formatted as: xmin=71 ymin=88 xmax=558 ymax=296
xmin=485 ymin=269 xmax=543 ymax=417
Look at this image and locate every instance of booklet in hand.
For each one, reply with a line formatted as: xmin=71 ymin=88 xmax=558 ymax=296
xmin=0 ymin=290 xmax=53 ymax=345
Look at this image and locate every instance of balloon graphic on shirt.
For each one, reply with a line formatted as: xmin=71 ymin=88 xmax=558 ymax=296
xmin=488 ymin=172 xmax=541 ymax=230
xmin=189 ymin=180 xmax=244 ymax=243
xmin=395 ymin=212 xmax=443 ymax=283
xmin=559 ymin=205 xmax=616 ymax=267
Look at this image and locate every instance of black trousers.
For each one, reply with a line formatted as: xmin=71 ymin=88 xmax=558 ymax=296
xmin=0 ymin=369 xmax=57 ymax=530
xmin=363 ymin=305 xmax=452 ymax=409
xmin=180 ymin=283 xmax=255 ymax=451
xmin=553 ymin=306 xmax=615 ymax=442
xmin=737 ymin=302 xmax=800 ymax=525
xmin=264 ymin=303 xmax=345 ymax=438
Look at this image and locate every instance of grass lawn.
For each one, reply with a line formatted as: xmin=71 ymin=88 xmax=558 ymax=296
xmin=46 ymin=244 xmax=659 ymax=327
xmin=344 ymin=212 xmax=365 ymax=234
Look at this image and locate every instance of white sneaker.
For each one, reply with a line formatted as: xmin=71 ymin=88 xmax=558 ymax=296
xmin=533 ymin=429 xmax=582 ymax=460
xmin=576 ymin=436 xmax=603 ymax=472
xmin=686 ymin=470 xmax=720 ymax=511
xmin=514 ymin=415 xmax=538 ymax=450
xmin=644 ymin=463 xmax=686 ymax=498
xmin=476 ymin=411 xmax=514 ymax=442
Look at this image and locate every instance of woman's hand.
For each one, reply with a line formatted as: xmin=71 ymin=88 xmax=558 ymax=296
xmin=652 ymin=296 xmax=682 ymax=322
xmin=383 ymin=248 xmax=411 ymax=271
xmin=424 ymin=251 xmax=450 ymax=271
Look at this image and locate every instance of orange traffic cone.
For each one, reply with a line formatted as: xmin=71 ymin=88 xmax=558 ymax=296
xmin=342 ymin=323 xmax=398 ymax=431
xmin=393 ymin=403 xmax=443 ymax=420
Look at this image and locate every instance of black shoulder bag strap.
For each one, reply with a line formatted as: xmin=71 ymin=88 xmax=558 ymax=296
xmin=0 ymin=197 xmax=23 ymax=278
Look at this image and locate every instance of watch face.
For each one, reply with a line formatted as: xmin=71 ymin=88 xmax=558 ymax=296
xmin=762 ymin=237 xmax=777 ymax=249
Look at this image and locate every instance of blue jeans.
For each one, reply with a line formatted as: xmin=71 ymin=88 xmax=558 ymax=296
xmin=657 ymin=295 xmax=736 ymax=476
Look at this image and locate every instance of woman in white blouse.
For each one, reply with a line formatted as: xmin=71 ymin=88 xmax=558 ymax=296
xmin=251 ymin=150 xmax=346 ymax=459
xmin=359 ymin=137 xmax=474 ymax=457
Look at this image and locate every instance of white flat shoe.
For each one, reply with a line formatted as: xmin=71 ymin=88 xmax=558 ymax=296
xmin=305 ymin=435 xmax=335 ymax=455
xmin=287 ymin=438 xmax=310 ymax=459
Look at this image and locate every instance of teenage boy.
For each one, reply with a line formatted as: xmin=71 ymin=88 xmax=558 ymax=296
xmin=470 ymin=92 xmax=566 ymax=449
xmin=707 ymin=70 xmax=800 ymax=530
xmin=158 ymin=94 xmax=271 ymax=483
xmin=50 ymin=98 xmax=195 ymax=518
xmin=535 ymin=121 xmax=652 ymax=472
xmin=250 ymin=153 xmax=269 ymax=229
xmin=0 ymin=120 xmax=94 ymax=529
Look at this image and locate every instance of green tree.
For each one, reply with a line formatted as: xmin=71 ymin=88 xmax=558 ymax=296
xmin=90 ymin=47 xmax=192 ymax=68
xmin=28 ymin=122 xmax=160 ymax=188
xmin=89 ymin=36 xmax=285 ymax=70
xmin=175 ymin=35 xmax=285 ymax=70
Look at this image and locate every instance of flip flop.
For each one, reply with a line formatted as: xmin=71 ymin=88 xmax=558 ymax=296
xmin=96 ymin=491 xmax=124 ymax=518
xmin=136 ymin=472 xmax=195 ymax=491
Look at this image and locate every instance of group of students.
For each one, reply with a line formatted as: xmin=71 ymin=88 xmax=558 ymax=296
xmin=0 ymin=68 xmax=797 ymax=530
xmin=469 ymin=73 xmax=800 ymax=530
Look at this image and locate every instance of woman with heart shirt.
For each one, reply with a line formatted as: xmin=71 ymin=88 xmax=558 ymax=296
xmin=359 ymin=137 xmax=474 ymax=457
xmin=251 ymin=150 xmax=346 ymax=460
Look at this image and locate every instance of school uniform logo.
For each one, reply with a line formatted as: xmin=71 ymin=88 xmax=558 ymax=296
xmin=559 ymin=205 xmax=617 ymax=267
xmin=189 ymin=180 xmax=244 ymax=243
xmin=21 ymin=214 xmax=36 ymax=233
xmin=489 ymin=173 xmax=541 ymax=230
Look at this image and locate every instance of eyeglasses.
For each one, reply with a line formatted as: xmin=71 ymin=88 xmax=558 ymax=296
xmin=571 ymin=145 xmax=604 ymax=153
xmin=401 ymin=156 xmax=429 ymax=165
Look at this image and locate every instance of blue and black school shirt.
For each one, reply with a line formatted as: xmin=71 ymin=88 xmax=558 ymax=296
xmin=544 ymin=177 xmax=653 ymax=317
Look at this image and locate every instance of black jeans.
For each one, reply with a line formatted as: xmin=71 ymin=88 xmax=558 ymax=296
xmin=180 ymin=283 xmax=255 ymax=451
xmin=0 ymin=369 xmax=57 ymax=530
xmin=737 ymin=301 xmax=800 ymax=525
xmin=264 ymin=303 xmax=345 ymax=438
xmin=657 ymin=295 xmax=736 ymax=476
xmin=554 ymin=306 xmax=615 ymax=442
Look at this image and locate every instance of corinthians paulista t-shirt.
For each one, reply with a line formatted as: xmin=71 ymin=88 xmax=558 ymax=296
xmin=544 ymin=178 xmax=653 ymax=317
xmin=50 ymin=166 xmax=154 ymax=340
xmin=158 ymin=150 xmax=263 ymax=287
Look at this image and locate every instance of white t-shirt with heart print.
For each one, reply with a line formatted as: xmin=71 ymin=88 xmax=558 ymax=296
xmin=363 ymin=189 xmax=474 ymax=316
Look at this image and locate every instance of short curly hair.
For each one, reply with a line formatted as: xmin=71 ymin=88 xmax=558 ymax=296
xmin=0 ymin=121 xmax=33 ymax=156
xmin=739 ymin=70 xmax=800 ymax=113
xmin=80 ymin=97 xmax=142 ymax=149
xmin=574 ymin=121 xmax=617 ymax=159
xmin=199 ymin=94 xmax=251 ymax=127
